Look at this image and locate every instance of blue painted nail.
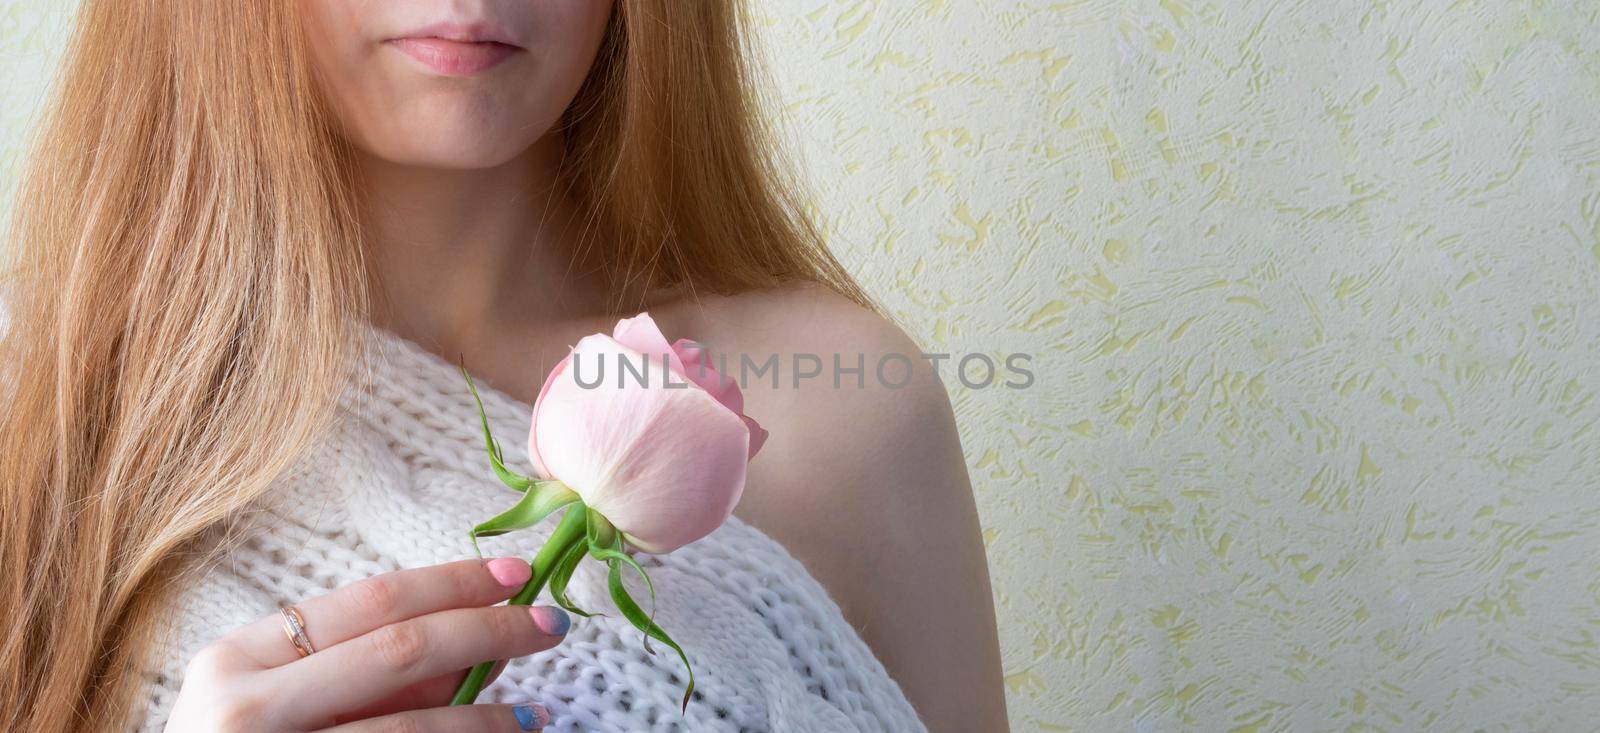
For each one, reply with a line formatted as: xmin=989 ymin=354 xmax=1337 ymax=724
xmin=530 ymin=606 xmax=571 ymax=636
xmin=513 ymin=703 xmax=550 ymax=730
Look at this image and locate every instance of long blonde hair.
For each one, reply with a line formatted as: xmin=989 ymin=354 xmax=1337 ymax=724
xmin=0 ymin=2 xmax=864 ymax=729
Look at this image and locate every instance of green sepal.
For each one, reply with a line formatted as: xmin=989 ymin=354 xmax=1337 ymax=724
xmin=607 ymin=556 xmax=695 ymax=712
xmin=468 ymin=480 xmax=580 ymax=557
xmin=588 ymin=533 xmax=658 ymax=633
xmin=458 ymin=362 xmax=534 ymax=492
xmin=547 ymin=533 xmax=600 ymax=618
xmin=586 ymin=510 xmax=618 ymax=550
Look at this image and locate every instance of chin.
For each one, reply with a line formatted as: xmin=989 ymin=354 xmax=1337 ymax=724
xmin=361 ymin=105 xmax=549 ymax=170
xmin=373 ymin=138 xmax=529 ymax=170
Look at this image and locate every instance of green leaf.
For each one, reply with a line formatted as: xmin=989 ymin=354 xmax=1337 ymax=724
xmin=607 ymin=557 xmax=696 ymax=712
xmin=548 ymin=533 xmax=600 ymax=618
xmin=468 ymin=480 xmax=580 ymax=556
xmin=458 ymin=362 xmax=533 ymax=492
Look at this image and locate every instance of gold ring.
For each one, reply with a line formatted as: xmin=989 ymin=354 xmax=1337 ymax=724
xmin=280 ymin=605 xmax=315 ymax=658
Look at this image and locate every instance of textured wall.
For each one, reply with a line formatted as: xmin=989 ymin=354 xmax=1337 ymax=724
xmin=7 ymin=1 xmax=1600 ymax=731
xmin=749 ymin=2 xmax=1600 ymax=731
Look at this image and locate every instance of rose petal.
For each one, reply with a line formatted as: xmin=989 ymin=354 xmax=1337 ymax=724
xmin=742 ymin=415 xmax=769 ymax=459
xmin=612 ymin=313 xmax=687 ymax=373
xmin=532 ymin=334 xmax=750 ymax=553
xmin=671 ymin=338 xmax=745 ymax=416
xmin=526 ymin=353 xmax=572 ymax=480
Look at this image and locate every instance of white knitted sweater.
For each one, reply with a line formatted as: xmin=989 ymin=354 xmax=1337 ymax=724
xmin=137 ymin=324 xmax=926 ymax=732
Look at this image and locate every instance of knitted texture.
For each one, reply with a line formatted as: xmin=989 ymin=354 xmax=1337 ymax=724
xmin=135 ymin=324 xmax=926 ymax=732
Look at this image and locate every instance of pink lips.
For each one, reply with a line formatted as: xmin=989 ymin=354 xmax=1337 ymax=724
xmin=386 ymin=22 xmax=522 ymax=76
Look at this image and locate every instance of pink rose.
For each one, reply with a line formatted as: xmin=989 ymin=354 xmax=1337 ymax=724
xmin=527 ymin=313 xmax=768 ymax=554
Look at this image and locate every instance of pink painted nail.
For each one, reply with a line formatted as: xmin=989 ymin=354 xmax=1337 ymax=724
xmin=486 ymin=558 xmax=532 ymax=587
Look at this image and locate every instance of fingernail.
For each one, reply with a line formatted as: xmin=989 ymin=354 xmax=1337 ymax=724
xmin=529 ymin=606 xmax=571 ymax=636
xmin=486 ymin=558 xmax=532 ymax=587
xmin=483 ymin=556 xmax=534 ymax=585
xmin=512 ymin=703 xmax=550 ymax=730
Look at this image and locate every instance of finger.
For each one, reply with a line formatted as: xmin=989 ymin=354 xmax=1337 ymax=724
xmin=227 ymin=558 xmax=533 ymax=667
xmin=272 ymin=604 xmax=570 ymax=727
xmin=323 ymin=703 xmax=551 ymax=732
xmin=333 ymin=658 xmax=512 ymax=723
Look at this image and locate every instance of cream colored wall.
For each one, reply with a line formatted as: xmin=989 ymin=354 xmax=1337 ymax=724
xmin=6 ymin=2 xmax=1600 ymax=731
xmin=750 ymin=2 xmax=1600 ymax=731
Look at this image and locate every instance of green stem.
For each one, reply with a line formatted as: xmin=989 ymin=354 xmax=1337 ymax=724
xmin=450 ymin=503 xmax=589 ymax=705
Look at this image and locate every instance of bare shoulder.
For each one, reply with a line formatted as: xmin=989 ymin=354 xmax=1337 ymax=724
xmin=672 ymin=282 xmax=922 ymax=375
xmin=655 ymin=283 xmax=1009 ymax=730
xmin=649 ymin=283 xmax=948 ymax=518
xmin=664 ymin=283 xmax=955 ymax=531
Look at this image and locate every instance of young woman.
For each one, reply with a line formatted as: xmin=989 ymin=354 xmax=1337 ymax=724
xmin=0 ymin=2 xmax=1006 ymax=731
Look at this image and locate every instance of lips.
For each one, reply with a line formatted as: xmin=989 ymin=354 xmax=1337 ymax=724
xmin=385 ymin=22 xmax=523 ymax=76
xmin=388 ymin=38 xmax=519 ymax=75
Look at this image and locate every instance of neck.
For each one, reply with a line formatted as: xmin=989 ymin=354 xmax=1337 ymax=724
xmin=358 ymin=133 xmax=607 ymax=354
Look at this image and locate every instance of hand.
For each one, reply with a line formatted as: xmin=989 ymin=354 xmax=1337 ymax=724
xmin=164 ymin=558 xmax=571 ymax=732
